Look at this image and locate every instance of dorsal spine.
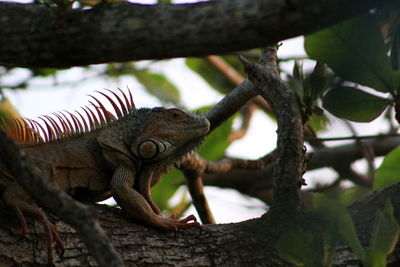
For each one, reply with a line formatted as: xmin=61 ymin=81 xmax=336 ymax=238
xmin=0 ymin=88 xmax=136 ymax=146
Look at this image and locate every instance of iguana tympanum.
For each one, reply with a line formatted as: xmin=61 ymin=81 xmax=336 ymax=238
xmin=0 ymin=89 xmax=210 ymax=263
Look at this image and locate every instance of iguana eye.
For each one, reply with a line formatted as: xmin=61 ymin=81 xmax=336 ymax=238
xmin=138 ymin=140 xmax=159 ymax=160
xmin=136 ymin=139 xmax=173 ymax=161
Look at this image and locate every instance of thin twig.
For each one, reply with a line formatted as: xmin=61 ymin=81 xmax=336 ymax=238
xmin=306 ymin=132 xmax=400 ymax=142
xmin=228 ymin=104 xmax=257 ymax=142
xmin=342 ymin=121 xmax=375 ymax=184
xmin=179 ymin=151 xmax=275 ymax=224
xmin=206 ymin=55 xmax=244 ymax=85
xmin=305 ymin=124 xmax=373 ymax=188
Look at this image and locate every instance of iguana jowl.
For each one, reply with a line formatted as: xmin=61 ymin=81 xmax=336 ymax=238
xmin=0 ymin=89 xmax=210 ymax=263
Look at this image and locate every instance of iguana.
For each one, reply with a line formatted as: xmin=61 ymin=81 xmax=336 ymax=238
xmin=0 ymin=89 xmax=210 ymax=263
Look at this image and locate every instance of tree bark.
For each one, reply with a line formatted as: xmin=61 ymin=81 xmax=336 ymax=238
xmin=0 ymin=0 xmax=395 ymax=67
xmin=1 ymin=181 xmax=400 ymax=266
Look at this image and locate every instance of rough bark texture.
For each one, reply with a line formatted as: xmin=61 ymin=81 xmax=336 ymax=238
xmin=205 ymin=79 xmax=258 ymax=132
xmin=0 ymin=204 xmax=279 ymax=266
xmin=1 ymin=181 xmax=400 ymax=266
xmin=0 ymin=0 xmax=396 ymax=67
xmin=241 ymin=46 xmax=304 ymax=208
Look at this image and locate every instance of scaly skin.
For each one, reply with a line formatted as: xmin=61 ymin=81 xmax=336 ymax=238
xmin=0 ymin=105 xmax=210 ymax=263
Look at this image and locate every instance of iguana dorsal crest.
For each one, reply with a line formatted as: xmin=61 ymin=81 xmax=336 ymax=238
xmin=0 ymin=88 xmax=136 ymax=147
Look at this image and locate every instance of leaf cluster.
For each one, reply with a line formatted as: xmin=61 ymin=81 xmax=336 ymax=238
xmin=305 ymin=14 xmax=400 ymax=122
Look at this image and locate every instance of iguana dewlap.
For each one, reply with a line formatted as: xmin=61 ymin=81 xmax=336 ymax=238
xmin=0 ymin=89 xmax=210 ymax=263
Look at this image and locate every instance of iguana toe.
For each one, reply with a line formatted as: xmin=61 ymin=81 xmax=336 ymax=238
xmin=155 ymin=214 xmax=201 ymax=231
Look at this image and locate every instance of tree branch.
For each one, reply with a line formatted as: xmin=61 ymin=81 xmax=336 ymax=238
xmin=2 ymin=181 xmax=400 ymax=266
xmin=205 ymin=79 xmax=258 ymax=132
xmin=0 ymin=0 xmax=395 ymax=67
xmin=241 ymin=46 xmax=304 ymax=209
xmin=203 ymin=136 xmax=400 ymax=205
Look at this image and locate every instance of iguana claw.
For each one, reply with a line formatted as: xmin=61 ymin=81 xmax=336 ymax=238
xmin=2 ymin=183 xmax=65 ymax=264
xmin=155 ymin=214 xmax=201 ymax=231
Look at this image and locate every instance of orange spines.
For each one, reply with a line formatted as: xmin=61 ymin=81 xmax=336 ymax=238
xmin=0 ymin=88 xmax=136 ymax=146
xmin=95 ymin=91 xmax=123 ymax=118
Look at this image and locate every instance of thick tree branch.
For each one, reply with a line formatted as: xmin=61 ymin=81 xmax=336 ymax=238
xmin=2 ymin=181 xmax=400 ymax=266
xmin=0 ymin=0 xmax=395 ymax=67
xmin=241 ymin=46 xmax=304 ymax=209
xmin=0 ymin=130 xmax=124 ymax=266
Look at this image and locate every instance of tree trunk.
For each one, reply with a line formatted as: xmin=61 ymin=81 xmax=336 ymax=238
xmin=1 ymin=181 xmax=400 ymax=266
xmin=0 ymin=0 xmax=395 ymax=67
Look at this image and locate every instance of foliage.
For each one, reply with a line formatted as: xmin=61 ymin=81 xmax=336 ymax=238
xmin=374 ymin=146 xmax=400 ymax=191
xmin=186 ymin=56 xmax=247 ymax=94
xmin=132 ymin=68 xmax=181 ymax=105
xmin=305 ymin=15 xmax=396 ymax=93
xmin=277 ymin=227 xmax=326 ymax=267
xmin=322 ymin=86 xmax=391 ymax=122
xmin=106 ymin=62 xmax=181 ymax=105
xmin=365 ymin=201 xmax=400 ymax=267
xmin=278 ymin=196 xmax=400 ymax=267
xmin=287 ymin=61 xmax=330 ymax=131
xmin=305 ymin=14 xmax=399 ymax=122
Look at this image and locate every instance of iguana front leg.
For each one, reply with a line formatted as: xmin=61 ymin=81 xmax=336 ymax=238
xmin=110 ymin=166 xmax=201 ymax=231
xmin=137 ymin=168 xmax=161 ymax=215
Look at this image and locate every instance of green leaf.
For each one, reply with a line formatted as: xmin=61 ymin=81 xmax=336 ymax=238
xmin=337 ymin=186 xmax=371 ymax=206
xmin=305 ymin=15 xmax=395 ymax=92
xmin=314 ymin=194 xmax=365 ymax=262
xmin=307 ymin=112 xmax=330 ymax=132
xmin=277 ymin=230 xmax=325 ymax=267
xmin=365 ymin=201 xmax=400 ymax=267
xmin=319 ymin=185 xmax=371 ymax=206
xmin=185 ymin=56 xmax=246 ymax=95
xmin=196 ymin=106 xmax=235 ymax=160
xmin=374 ymin=146 xmax=400 ymax=190
xmin=322 ymin=216 xmax=340 ymax=267
xmin=322 ymin=86 xmax=390 ymax=122
xmin=133 ymin=69 xmax=180 ymax=105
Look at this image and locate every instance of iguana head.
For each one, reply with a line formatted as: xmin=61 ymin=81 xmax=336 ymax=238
xmin=123 ymin=107 xmax=209 ymax=176
xmin=129 ymin=107 xmax=210 ymax=167
xmin=98 ymin=105 xmax=209 ymax=175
